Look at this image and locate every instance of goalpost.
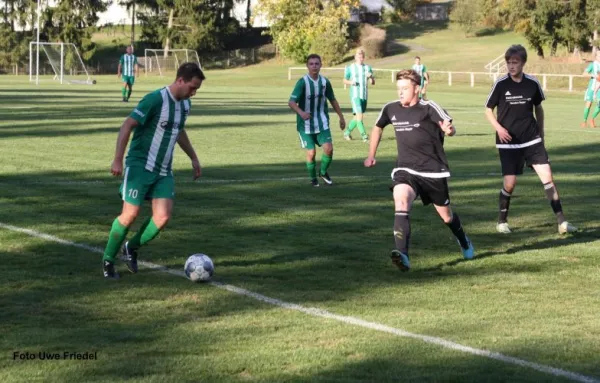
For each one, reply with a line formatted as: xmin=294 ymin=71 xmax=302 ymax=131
xmin=29 ymin=42 xmax=94 ymax=85
xmin=144 ymin=49 xmax=201 ymax=77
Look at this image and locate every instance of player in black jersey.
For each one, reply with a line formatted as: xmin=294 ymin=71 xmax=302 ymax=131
xmin=485 ymin=45 xmax=577 ymax=235
xmin=364 ymin=69 xmax=474 ymax=272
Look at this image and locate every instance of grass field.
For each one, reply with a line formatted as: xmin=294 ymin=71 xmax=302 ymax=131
xmin=1 ymin=66 xmax=599 ymax=383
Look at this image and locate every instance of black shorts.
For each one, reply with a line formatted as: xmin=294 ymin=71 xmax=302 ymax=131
xmin=390 ymin=170 xmax=450 ymax=206
xmin=498 ymin=143 xmax=549 ymax=176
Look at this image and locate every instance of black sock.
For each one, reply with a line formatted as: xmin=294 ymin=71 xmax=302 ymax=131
xmin=394 ymin=211 xmax=410 ymax=255
xmin=446 ymin=212 xmax=469 ymax=249
xmin=543 ymin=182 xmax=566 ymax=224
xmin=498 ymin=188 xmax=511 ymax=223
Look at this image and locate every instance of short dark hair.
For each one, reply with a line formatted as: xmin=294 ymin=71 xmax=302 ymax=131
xmin=414 ymin=56 xmax=421 ymax=60
xmin=396 ymin=69 xmax=421 ymax=86
xmin=505 ymin=44 xmax=527 ymax=63
xmin=176 ymin=62 xmax=205 ymax=82
xmin=306 ymin=54 xmax=321 ymax=64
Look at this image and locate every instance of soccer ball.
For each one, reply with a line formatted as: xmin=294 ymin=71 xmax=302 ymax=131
xmin=184 ymin=254 xmax=214 ymax=282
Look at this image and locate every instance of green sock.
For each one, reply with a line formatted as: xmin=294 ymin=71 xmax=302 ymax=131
xmin=357 ymin=121 xmax=367 ymax=138
xmin=346 ymin=120 xmax=357 ymax=135
xmin=103 ymin=218 xmax=129 ymax=263
xmin=584 ymin=106 xmax=591 ymax=121
xmin=306 ymin=161 xmax=317 ymax=180
xmin=121 ymin=87 xmax=126 ymax=99
xmin=127 ymin=88 xmax=132 ymax=100
xmin=593 ymin=105 xmax=600 ymax=119
xmin=128 ymin=218 xmax=161 ymax=250
xmin=320 ymin=154 xmax=332 ymax=175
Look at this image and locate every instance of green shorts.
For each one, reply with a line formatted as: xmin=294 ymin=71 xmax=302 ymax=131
xmin=122 ymin=75 xmax=135 ymax=86
xmin=584 ymin=83 xmax=598 ymax=102
xmin=351 ymin=98 xmax=367 ymax=114
xmin=297 ymin=129 xmax=333 ymax=150
xmin=119 ymin=166 xmax=174 ymax=206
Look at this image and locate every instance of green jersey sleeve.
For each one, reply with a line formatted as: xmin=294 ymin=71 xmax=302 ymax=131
xmin=134 ymin=55 xmax=138 ymax=65
xmin=344 ymin=66 xmax=351 ymax=80
xmin=585 ymin=63 xmax=594 ymax=75
xmin=289 ymin=78 xmax=305 ymax=103
xmin=119 ymin=55 xmax=124 ymax=65
xmin=325 ymin=79 xmax=336 ymax=102
xmin=129 ymin=92 xmax=161 ymax=126
xmin=367 ymin=65 xmax=374 ymax=79
xmin=422 ymin=65 xmax=427 ymax=73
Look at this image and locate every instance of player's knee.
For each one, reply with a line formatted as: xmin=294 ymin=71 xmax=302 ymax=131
xmin=306 ymin=150 xmax=316 ymax=161
xmin=118 ymin=212 xmax=138 ymax=227
xmin=152 ymin=214 xmax=170 ymax=229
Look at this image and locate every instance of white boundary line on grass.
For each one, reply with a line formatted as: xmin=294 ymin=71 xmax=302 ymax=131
xmin=0 ymin=222 xmax=598 ymax=383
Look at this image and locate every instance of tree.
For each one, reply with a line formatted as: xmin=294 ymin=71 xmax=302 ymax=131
xmin=256 ymin=0 xmax=359 ymax=64
xmin=587 ymin=0 xmax=600 ymax=54
xmin=450 ymin=0 xmax=482 ymax=36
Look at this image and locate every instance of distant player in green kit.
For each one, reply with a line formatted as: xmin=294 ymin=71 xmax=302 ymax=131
xmin=411 ymin=56 xmax=429 ymax=100
xmin=581 ymin=51 xmax=600 ymax=128
xmin=102 ymin=63 xmax=205 ymax=279
xmin=289 ymin=54 xmax=346 ymax=187
xmin=118 ymin=45 xmax=139 ymax=102
xmin=343 ymin=48 xmax=375 ymax=142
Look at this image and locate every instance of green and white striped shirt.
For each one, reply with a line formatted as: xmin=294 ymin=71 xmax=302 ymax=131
xmin=585 ymin=61 xmax=600 ymax=89
xmin=289 ymin=74 xmax=336 ymax=134
xmin=120 ymin=54 xmax=138 ymax=76
xmin=127 ymin=87 xmax=191 ymax=175
xmin=344 ymin=63 xmax=373 ymax=100
xmin=412 ymin=63 xmax=427 ymax=85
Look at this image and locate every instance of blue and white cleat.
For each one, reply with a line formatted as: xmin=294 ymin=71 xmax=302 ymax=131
xmin=460 ymin=236 xmax=475 ymax=260
xmin=391 ymin=249 xmax=410 ymax=272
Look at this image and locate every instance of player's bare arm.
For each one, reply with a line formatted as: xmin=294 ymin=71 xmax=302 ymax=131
xmin=439 ymin=119 xmax=456 ymax=136
xmin=330 ymin=99 xmax=346 ymax=130
xmin=288 ymin=100 xmax=310 ymax=120
xmin=343 ymin=78 xmax=356 ymax=86
xmin=135 ymin=63 xmax=139 ymax=78
xmin=177 ymin=130 xmax=202 ymax=180
xmin=485 ymin=107 xmax=512 ymax=143
xmin=117 ymin=63 xmax=122 ymax=78
xmin=111 ymin=117 xmax=138 ymax=176
xmin=535 ymin=104 xmax=545 ymax=139
xmin=364 ymin=126 xmax=383 ymax=167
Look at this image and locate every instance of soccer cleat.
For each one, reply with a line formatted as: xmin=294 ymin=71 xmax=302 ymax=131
xmin=122 ymin=98 xmax=127 ymax=102
xmin=319 ymin=171 xmax=333 ymax=185
xmin=391 ymin=249 xmax=410 ymax=272
xmin=103 ymin=260 xmax=120 ymax=280
xmin=343 ymin=134 xmax=352 ymax=141
xmin=580 ymin=121 xmax=587 ymax=128
xmin=590 ymin=120 xmax=597 ymax=128
xmin=558 ymin=221 xmax=578 ymax=234
xmin=459 ymin=236 xmax=475 ymax=260
xmin=122 ymin=241 xmax=138 ymax=273
xmin=311 ymin=178 xmax=320 ymax=187
xmin=362 ymin=136 xmax=370 ymax=143
xmin=496 ymin=222 xmax=512 ymax=234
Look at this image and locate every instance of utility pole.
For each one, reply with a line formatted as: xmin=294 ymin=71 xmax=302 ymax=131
xmin=131 ymin=0 xmax=136 ymax=46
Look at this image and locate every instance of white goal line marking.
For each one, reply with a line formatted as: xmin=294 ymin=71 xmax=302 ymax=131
xmin=0 ymin=222 xmax=598 ymax=383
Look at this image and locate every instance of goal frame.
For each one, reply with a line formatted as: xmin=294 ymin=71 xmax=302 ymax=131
xmin=144 ymin=49 xmax=202 ymax=77
xmin=29 ymin=42 xmax=92 ymax=85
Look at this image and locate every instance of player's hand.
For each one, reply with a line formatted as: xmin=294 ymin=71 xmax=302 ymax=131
xmin=439 ymin=120 xmax=455 ymax=136
xmin=496 ymin=126 xmax=512 ymax=143
xmin=111 ymin=159 xmax=123 ymax=176
xmin=339 ymin=118 xmax=346 ymax=130
xmin=191 ymin=158 xmax=202 ymax=180
xmin=364 ymin=157 xmax=376 ymax=167
xmin=299 ymin=111 xmax=311 ymax=120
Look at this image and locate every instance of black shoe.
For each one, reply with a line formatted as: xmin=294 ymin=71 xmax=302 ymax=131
xmin=311 ymin=178 xmax=320 ymax=187
xmin=319 ymin=171 xmax=333 ymax=185
xmin=103 ymin=260 xmax=120 ymax=279
xmin=122 ymin=98 xmax=127 ymax=102
xmin=122 ymin=242 xmax=138 ymax=273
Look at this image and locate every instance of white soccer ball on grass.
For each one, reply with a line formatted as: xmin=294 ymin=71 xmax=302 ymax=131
xmin=184 ymin=254 xmax=214 ymax=282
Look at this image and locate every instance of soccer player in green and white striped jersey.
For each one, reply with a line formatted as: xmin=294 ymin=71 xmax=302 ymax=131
xmin=343 ymin=49 xmax=375 ymax=142
xmin=411 ymin=56 xmax=429 ymax=100
xmin=581 ymin=51 xmax=600 ymax=128
xmin=102 ymin=63 xmax=205 ymax=279
xmin=289 ymin=54 xmax=346 ymax=187
xmin=117 ymin=45 xmax=139 ymax=102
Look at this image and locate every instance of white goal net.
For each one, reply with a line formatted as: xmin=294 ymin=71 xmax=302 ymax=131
xmin=29 ymin=42 xmax=93 ymax=85
xmin=144 ymin=49 xmax=201 ymax=77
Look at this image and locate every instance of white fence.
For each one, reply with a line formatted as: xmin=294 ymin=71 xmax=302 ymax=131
xmin=287 ymin=67 xmax=590 ymax=92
